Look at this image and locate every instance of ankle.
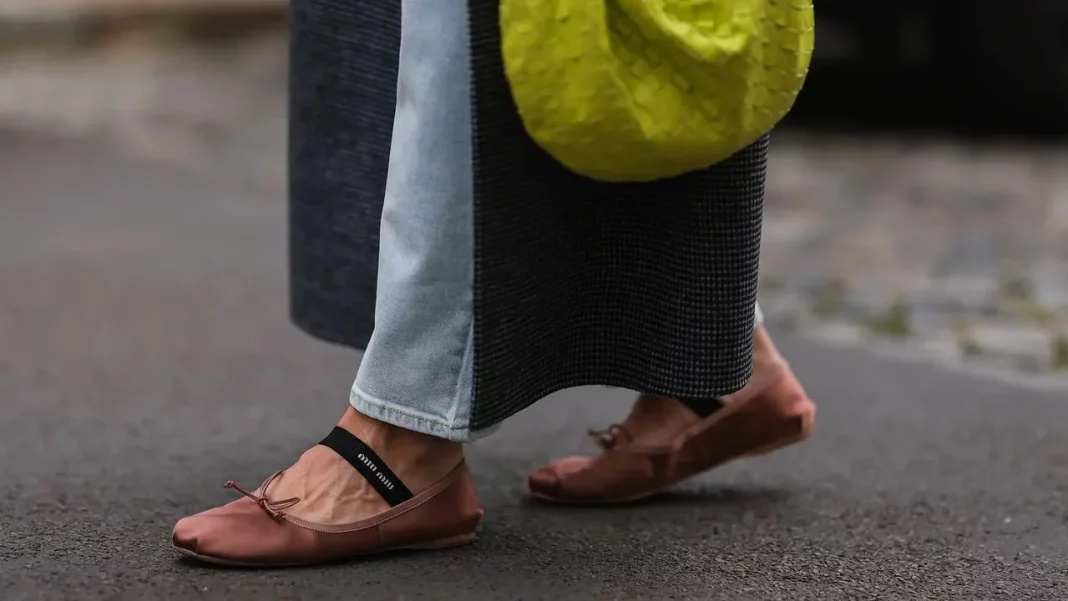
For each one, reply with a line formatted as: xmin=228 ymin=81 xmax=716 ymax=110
xmin=719 ymin=327 xmax=788 ymax=405
xmin=752 ymin=326 xmax=788 ymax=373
xmin=338 ymin=408 xmax=463 ymax=461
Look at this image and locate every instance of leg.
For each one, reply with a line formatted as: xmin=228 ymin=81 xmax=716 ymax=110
xmin=526 ymin=302 xmax=817 ymax=505
xmin=349 ymin=0 xmax=483 ymax=442
xmin=172 ymin=0 xmax=490 ymax=566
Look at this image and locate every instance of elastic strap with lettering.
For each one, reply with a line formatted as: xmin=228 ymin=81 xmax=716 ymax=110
xmin=318 ymin=427 xmax=415 ymax=506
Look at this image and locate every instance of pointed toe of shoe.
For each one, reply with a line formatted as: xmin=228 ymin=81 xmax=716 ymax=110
xmin=170 ymin=500 xmax=279 ymax=565
xmin=172 ymin=512 xmax=215 ymax=556
xmin=526 ymin=456 xmax=599 ymax=502
xmin=526 ymin=465 xmax=561 ymax=496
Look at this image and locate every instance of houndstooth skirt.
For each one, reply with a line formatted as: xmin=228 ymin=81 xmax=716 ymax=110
xmin=288 ymin=0 xmax=766 ymax=431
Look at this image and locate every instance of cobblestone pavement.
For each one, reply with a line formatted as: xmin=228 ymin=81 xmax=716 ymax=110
xmin=3 ymin=34 xmax=1067 ymax=384
xmin=0 ymin=0 xmax=285 ymax=23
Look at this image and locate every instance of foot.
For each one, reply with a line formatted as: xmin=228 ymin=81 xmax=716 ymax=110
xmin=526 ymin=328 xmax=816 ymax=505
xmin=252 ymin=408 xmax=464 ymax=524
xmin=172 ymin=408 xmax=483 ymax=566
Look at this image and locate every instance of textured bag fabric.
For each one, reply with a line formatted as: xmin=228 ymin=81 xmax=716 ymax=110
xmin=289 ymin=0 xmax=766 ymax=431
xmin=501 ymin=0 xmax=813 ymax=182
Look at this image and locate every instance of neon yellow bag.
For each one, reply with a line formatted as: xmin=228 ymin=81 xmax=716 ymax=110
xmin=500 ymin=0 xmax=814 ymax=182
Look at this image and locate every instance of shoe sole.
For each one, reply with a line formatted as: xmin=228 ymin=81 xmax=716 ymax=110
xmin=528 ymin=401 xmax=816 ymax=506
xmin=173 ymin=532 xmax=477 ymax=568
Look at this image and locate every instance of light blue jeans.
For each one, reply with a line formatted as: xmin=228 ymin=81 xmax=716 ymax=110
xmin=350 ymin=0 xmax=764 ymax=442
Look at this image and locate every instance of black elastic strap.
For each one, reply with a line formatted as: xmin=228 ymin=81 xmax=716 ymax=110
xmin=318 ymin=427 xmax=415 ymax=506
xmin=678 ymin=397 xmax=725 ymax=418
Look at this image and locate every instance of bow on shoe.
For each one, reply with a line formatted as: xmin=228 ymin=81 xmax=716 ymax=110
xmin=587 ymin=424 xmax=632 ymax=450
xmin=223 ymin=470 xmax=300 ymax=519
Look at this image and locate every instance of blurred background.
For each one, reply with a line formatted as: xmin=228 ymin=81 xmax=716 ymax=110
xmin=1 ymin=0 xmax=1066 ymax=382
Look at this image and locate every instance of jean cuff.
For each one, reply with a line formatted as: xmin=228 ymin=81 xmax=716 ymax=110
xmin=350 ymin=385 xmax=499 ymax=443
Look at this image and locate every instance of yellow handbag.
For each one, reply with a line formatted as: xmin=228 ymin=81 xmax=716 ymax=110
xmin=500 ymin=0 xmax=814 ymax=182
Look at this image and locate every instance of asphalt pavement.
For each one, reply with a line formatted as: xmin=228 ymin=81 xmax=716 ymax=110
xmin=2 ymin=131 xmax=1067 ymax=600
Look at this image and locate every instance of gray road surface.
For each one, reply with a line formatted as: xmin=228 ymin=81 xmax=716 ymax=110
xmin=2 ymin=131 xmax=1067 ymax=600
